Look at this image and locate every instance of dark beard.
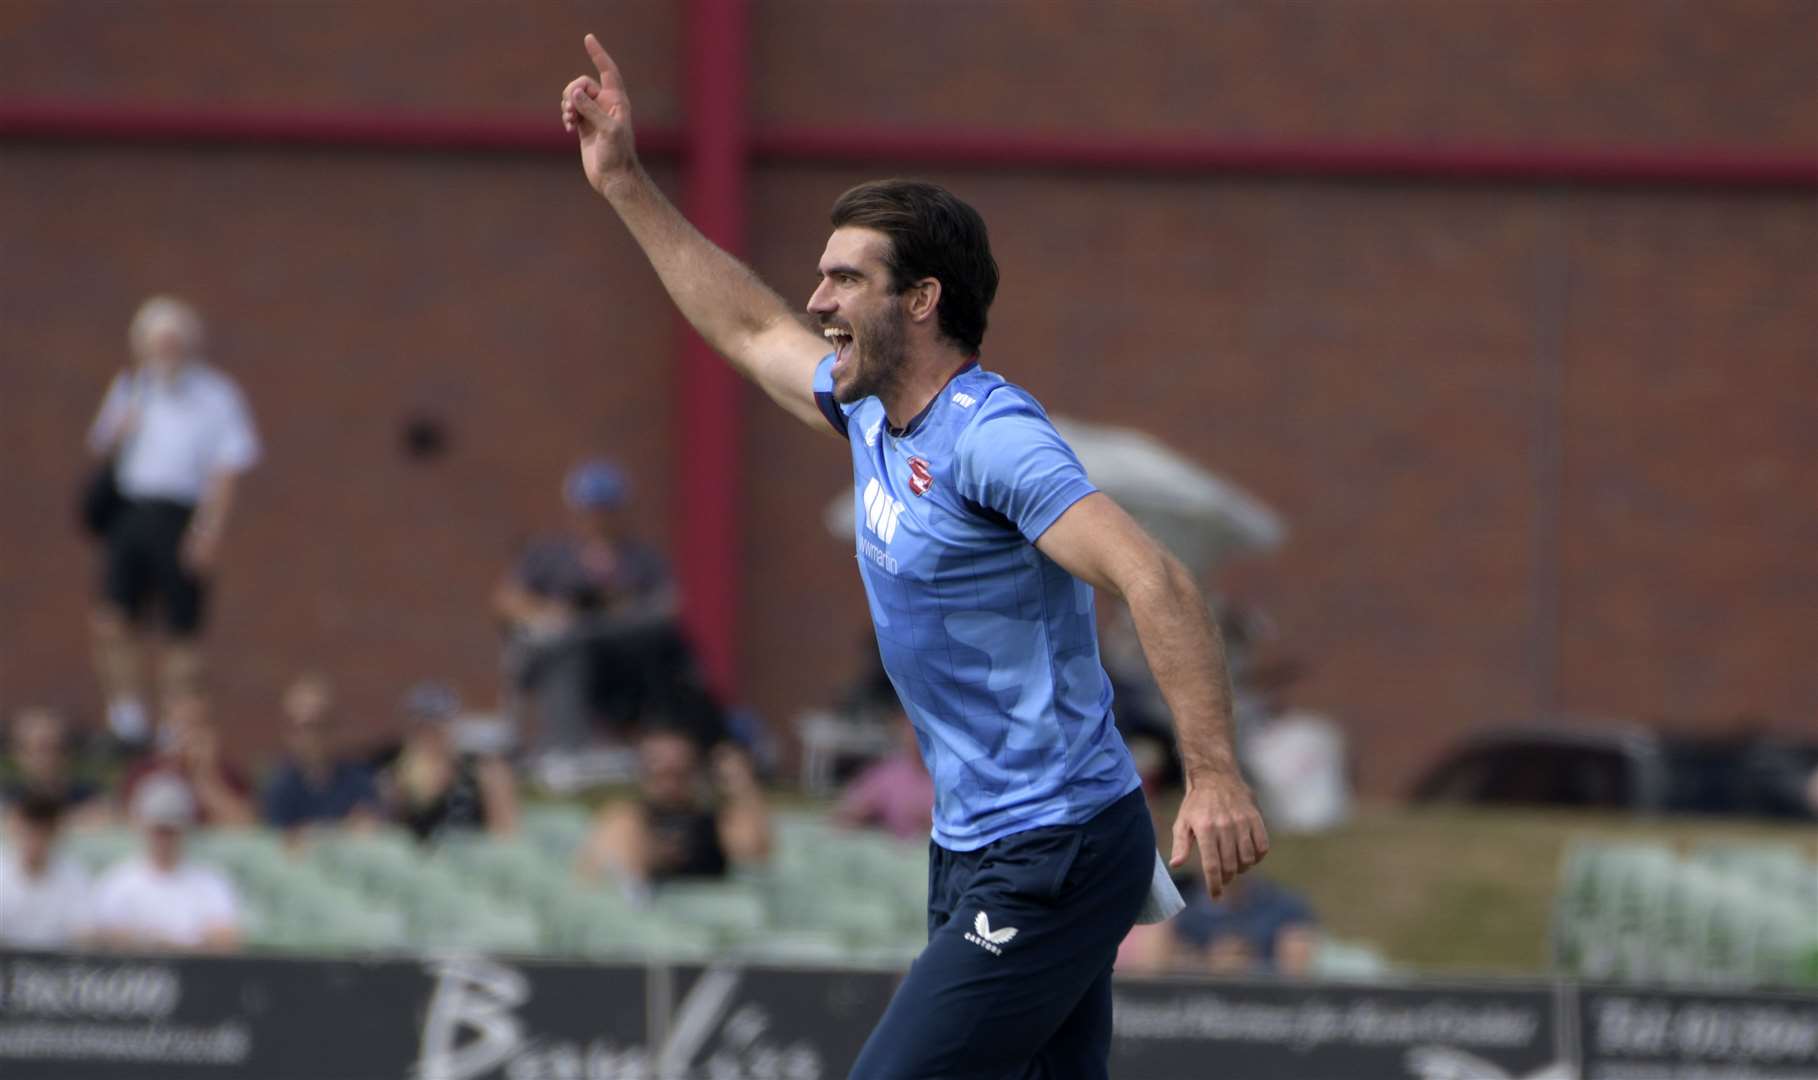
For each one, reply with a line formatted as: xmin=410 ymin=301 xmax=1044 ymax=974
xmin=834 ymin=305 xmax=908 ymax=405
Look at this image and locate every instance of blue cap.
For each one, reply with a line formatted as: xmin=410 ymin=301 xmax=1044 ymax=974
xmin=564 ymin=459 xmax=629 ymax=510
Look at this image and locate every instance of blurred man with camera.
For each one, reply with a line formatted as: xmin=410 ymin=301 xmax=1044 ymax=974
xmin=85 ymin=296 xmax=259 ymax=746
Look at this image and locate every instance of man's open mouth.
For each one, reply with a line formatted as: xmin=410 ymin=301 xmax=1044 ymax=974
xmin=824 ymin=326 xmax=855 ymax=369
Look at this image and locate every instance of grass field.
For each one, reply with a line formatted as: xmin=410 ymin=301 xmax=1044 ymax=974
xmin=1252 ymin=804 xmax=1818 ymax=974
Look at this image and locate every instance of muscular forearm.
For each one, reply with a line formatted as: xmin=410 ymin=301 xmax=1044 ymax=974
xmin=1124 ymin=558 xmax=1241 ymax=783
xmin=603 ymin=165 xmax=800 ymax=376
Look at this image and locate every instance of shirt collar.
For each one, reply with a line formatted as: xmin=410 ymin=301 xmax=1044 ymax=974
xmin=888 ymin=359 xmax=979 ymax=439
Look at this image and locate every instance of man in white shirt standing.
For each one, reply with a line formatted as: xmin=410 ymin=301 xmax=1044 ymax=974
xmin=91 ymin=773 xmax=242 ymax=952
xmin=0 ymin=793 xmax=94 ymax=949
xmin=86 ymin=296 xmax=261 ymax=744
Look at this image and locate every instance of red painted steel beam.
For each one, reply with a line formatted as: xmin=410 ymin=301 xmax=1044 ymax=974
xmin=3 ymin=101 xmax=1815 ymax=189
xmin=676 ymin=0 xmax=751 ymax=698
xmin=0 ymin=101 xmax=627 ymax=155
xmin=754 ymin=127 xmax=1818 ymax=189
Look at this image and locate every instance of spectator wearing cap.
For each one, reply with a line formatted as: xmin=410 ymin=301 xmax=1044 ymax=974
xmin=85 ymin=295 xmax=260 ymax=746
xmin=497 ymin=458 xmax=694 ymax=757
xmin=495 ymin=458 xmax=675 ymax=631
xmin=118 ymin=689 xmax=256 ymax=827
xmin=260 ymin=674 xmax=380 ymax=837
xmin=91 ymin=774 xmax=242 ymax=952
xmin=0 ymin=793 xmax=95 ymax=949
xmin=2 ymin=707 xmax=110 ymax=827
xmin=377 ymin=682 xmax=518 ymax=843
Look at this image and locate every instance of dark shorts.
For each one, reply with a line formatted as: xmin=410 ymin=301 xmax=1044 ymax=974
xmin=101 ymin=499 xmax=208 ymax=637
xmin=850 ymin=787 xmax=1153 ymax=1080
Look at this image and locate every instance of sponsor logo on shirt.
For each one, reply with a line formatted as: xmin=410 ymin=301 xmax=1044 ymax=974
xmin=907 ymin=457 xmax=934 ymax=497
xmin=864 ymin=421 xmax=882 ymax=447
xmin=861 ymin=477 xmax=905 ymax=544
xmin=951 ymin=392 xmax=977 ymax=408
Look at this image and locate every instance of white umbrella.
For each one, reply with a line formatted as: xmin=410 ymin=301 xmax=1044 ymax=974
xmin=822 ymin=415 xmax=1284 ymax=573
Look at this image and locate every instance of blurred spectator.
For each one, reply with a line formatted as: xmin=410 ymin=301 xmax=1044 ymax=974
xmin=91 ymin=774 xmax=241 ymax=952
xmin=1177 ymin=875 xmax=1320 ymax=975
xmin=1248 ymin=708 xmax=1351 ymax=834
xmin=260 ymin=674 xmax=380 ymax=836
xmin=1119 ymin=779 xmax=1319 ymax=977
xmin=85 ymin=295 xmax=260 ymax=746
xmin=118 ymin=690 xmax=256 ymax=827
xmin=834 ymin=706 xmax=933 ymax=841
xmin=498 ymin=459 xmax=720 ymax=762
xmin=1242 ymin=652 xmax=1351 ymax=832
xmin=1119 ymin=872 xmax=1320 ymax=977
xmin=495 ymin=459 xmax=675 ymax=630
xmin=578 ymin=728 xmax=770 ymax=891
xmin=1 ymin=707 xmax=109 ymax=826
xmin=377 ymin=682 xmax=518 ymax=843
xmin=0 ymin=793 xmax=94 ymax=949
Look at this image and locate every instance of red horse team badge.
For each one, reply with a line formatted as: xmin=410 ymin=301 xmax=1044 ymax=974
xmin=907 ymin=456 xmax=934 ymax=496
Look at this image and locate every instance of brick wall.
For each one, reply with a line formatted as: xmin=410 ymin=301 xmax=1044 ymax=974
xmin=2 ymin=1 xmax=1812 ymax=791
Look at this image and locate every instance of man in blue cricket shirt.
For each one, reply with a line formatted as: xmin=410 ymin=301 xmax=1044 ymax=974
xmin=563 ymin=35 xmax=1270 ymax=1079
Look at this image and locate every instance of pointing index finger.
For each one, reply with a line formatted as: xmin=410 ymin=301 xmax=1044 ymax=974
xmin=584 ymin=33 xmax=622 ymax=86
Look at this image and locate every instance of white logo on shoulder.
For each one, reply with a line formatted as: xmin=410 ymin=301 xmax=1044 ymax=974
xmin=864 ymin=420 xmax=882 ymax=446
xmin=861 ymin=477 xmax=905 ymax=545
xmin=965 ymin=911 xmax=1018 ymax=956
xmin=951 ymin=391 xmax=977 ymax=408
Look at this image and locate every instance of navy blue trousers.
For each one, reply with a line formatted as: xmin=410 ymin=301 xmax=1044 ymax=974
xmin=849 ymin=788 xmax=1154 ymax=1080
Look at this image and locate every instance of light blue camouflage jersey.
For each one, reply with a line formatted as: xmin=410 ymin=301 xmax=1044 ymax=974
xmin=814 ymin=353 xmax=1141 ymax=850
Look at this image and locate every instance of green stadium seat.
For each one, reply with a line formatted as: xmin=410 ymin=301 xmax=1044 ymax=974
xmin=60 ymin=827 xmax=136 ymax=873
xmin=570 ymin=909 xmax=717 ymax=960
xmin=521 ymin=802 xmax=594 ymax=860
xmin=735 ymin=930 xmax=862 ymax=966
xmin=652 ymin=881 xmax=770 ymax=938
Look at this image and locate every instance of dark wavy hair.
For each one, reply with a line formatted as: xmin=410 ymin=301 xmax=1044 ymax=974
xmin=830 ymin=179 xmax=999 ymax=354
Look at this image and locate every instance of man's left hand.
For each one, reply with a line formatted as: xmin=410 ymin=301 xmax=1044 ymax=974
xmin=1169 ymin=768 xmax=1270 ymax=900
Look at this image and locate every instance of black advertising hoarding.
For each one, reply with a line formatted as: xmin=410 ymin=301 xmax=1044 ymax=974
xmin=7 ymin=949 xmax=1818 ymax=1079
xmin=1110 ymin=977 xmax=1571 ymax=1080
xmin=410 ymin=955 xmax=650 ymax=1078
xmin=0 ymin=951 xmax=422 ymax=1079
xmin=1579 ymin=986 xmax=1818 ymax=1080
xmin=655 ymin=965 xmax=901 ymax=1078
xmin=0 ymin=951 xmax=649 ymax=1080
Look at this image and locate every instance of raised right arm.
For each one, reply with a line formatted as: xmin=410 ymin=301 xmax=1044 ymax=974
xmin=562 ymin=35 xmax=830 ymax=432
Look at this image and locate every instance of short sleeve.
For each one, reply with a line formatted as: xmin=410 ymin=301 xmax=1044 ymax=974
xmin=810 ymin=352 xmax=851 ymax=438
xmin=208 ymin=381 xmax=261 ymax=473
xmin=953 ymin=391 xmax=1096 ymax=543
